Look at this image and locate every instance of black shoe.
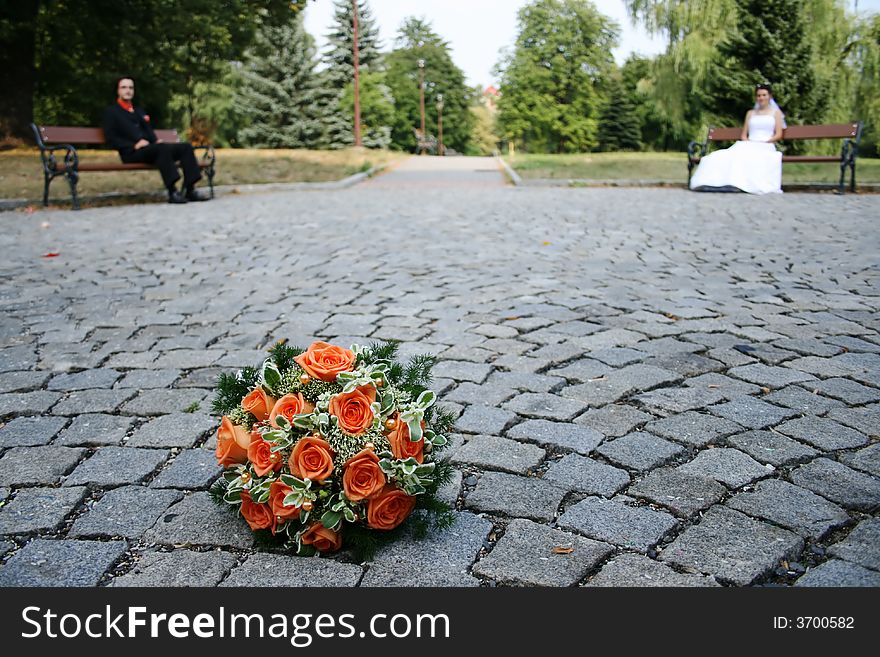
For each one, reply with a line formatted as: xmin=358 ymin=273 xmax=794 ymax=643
xmin=168 ymin=190 xmax=187 ymax=204
xmin=185 ymin=188 xmax=210 ymax=202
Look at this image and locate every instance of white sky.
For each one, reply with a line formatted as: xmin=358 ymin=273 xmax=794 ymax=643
xmin=303 ymin=0 xmax=880 ymax=89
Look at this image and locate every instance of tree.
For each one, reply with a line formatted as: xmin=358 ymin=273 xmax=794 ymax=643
xmin=706 ymin=0 xmax=828 ymax=131
xmin=0 ymin=0 xmax=39 ymax=146
xmin=495 ymin=0 xmax=618 ymax=153
xmin=620 ymin=55 xmax=679 ymax=150
xmin=234 ymin=12 xmax=322 ymax=148
xmin=385 ymin=17 xmax=475 ymax=153
xmin=317 ymin=0 xmax=391 ymax=148
xmin=597 ymin=75 xmax=642 ymax=151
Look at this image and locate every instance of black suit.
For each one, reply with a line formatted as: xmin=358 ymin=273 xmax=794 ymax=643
xmin=102 ymin=103 xmax=201 ymax=191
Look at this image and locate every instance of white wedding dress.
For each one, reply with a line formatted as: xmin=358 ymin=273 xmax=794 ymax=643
xmin=690 ymin=113 xmax=782 ymax=194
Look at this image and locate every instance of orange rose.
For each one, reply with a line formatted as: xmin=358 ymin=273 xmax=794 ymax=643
xmin=294 ymin=341 xmax=357 ymax=382
xmin=301 ymin=522 xmax=342 ymax=553
xmin=367 ymin=485 xmax=417 ymax=530
xmin=216 ymin=416 xmax=251 ymax=467
xmin=342 ymin=449 xmax=387 ymax=502
xmin=268 ymin=481 xmax=299 ymax=534
xmin=288 ymin=435 xmax=335 ymax=481
xmin=269 ymin=393 xmax=314 ymax=428
xmin=241 ymin=387 xmax=276 ymax=422
xmin=247 ymin=434 xmax=283 ymax=477
xmin=239 ymin=490 xmax=274 ymax=531
xmin=387 ymin=414 xmax=425 ymax=464
xmin=328 ymin=386 xmax=376 ymax=436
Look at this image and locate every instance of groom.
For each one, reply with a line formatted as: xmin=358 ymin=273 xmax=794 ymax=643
xmin=102 ymin=76 xmax=209 ymax=204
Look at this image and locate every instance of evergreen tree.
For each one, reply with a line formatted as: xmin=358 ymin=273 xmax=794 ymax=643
xmin=318 ymin=0 xmax=392 ymax=148
xmin=495 ymin=0 xmax=618 ymax=153
xmin=235 ymin=12 xmax=322 ymax=148
xmin=385 ymin=17 xmax=475 ymax=153
xmin=597 ymin=75 xmax=642 ymax=151
xmin=706 ymin=0 xmax=828 ymax=129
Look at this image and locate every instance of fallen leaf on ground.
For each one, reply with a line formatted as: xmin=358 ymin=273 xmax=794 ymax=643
xmin=41 ymin=252 xmax=60 ymax=258
xmin=552 ymin=546 xmax=575 ymax=554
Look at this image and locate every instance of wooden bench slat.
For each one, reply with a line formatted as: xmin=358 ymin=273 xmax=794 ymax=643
xmin=38 ymin=126 xmax=180 ymax=145
xmin=707 ymin=123 xmax=860 ymax=142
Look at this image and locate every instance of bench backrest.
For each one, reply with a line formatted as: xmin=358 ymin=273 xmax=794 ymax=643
xmin=36 ymin=125 xmax=180 ymax=145
xmin=708 ymin=123 xmax=860 ymax=142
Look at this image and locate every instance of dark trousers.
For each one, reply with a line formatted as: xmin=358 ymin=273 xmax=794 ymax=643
xmin=121 ymin=142 xmax=201 ymax=191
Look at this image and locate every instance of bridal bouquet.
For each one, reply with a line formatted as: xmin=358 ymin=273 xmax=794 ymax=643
xmin=211 ymin=340 xmax=455 ymax=556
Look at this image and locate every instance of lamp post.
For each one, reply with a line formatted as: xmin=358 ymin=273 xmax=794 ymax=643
xmin=352 ymin=0 xmax=362 ymax=147
xmin=417 ymin=58 xmax=426 ymax=155
xmin=436 ymin=94 xmax=444 ymax=156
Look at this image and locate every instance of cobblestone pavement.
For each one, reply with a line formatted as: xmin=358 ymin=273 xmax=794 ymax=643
xmin=1 ymin=162 xmax=879 ymax=587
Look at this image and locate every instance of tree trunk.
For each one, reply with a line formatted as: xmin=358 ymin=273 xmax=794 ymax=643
xmin=0 ymin=0 xmax=40 ymax=147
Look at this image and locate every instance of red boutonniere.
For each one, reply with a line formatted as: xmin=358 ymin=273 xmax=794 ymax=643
xmin=143 ymin=114 xmax=150 ymax=122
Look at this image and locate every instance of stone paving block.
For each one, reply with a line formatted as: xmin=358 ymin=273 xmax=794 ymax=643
xmin=445 ymin=382 xmax=516 ymax=407
xmin=0 ymin=391 xmax=62 ymax=417
xmin=432 ymin=360 xmax=492 ymax=383
xmin=0 ymin=371 xmax=51 ymax=394
xmin=782 ymin=356 xmax=853 ymax=377
xmin=587 ymin=347 xmax=648 ymax=367
xmin=176 ymin=367 xmax=226 ymax=389
xmin=436 ymin=469 xmax=462 ymax=507
xmin=707 ymin=347 xmax=757 ymax=368
xmin=729 ymin=363 xmax=816 ymax=389
xmin=684 ymin=373 xmax=764 ymax=399
xmin=574 ymin=404 xmax=653 ymax=437
xmin=724 ymin=429 xmax=819 ymax=466
xmin=827 ymin=518 xmax=880 ymax=572
xmin=454 ymin=405 xmax=517 ymax=435
xmin=596 ymin=432 xmax=684 ymax=472
xmin=464 ymin=471 xmax=565 ymax=521
xmin=763 ymin=386 xmax=845 ymax=415
xmin=548 ymin=359 xmax=614 ymax=383
xmin=115 ymin=369 xmax=181 ymax=389
xmin=504 ymin=392 xmax=585 ymax=421
xmin=221 ymin=553 xmax=363 ymax=587
xmin=64 ymin=446 xmax=169 ymax=488
xmin=795 ymin=559 xmax=880 ymax=587
xmin=48 ymin=368 xmax=122 ymax=391
xmin=127 ymin=413 xmax=217 ymax=448
xmin=543 ymin=454 xmax=630 ymax=496
xmin=119 ymin=389 xmax=210 ymax=416
xmin=574 ymin=328 xmax=646 ymax=351
xmin=144 ymin=492 xmax=254 ymax=549
xmin=726 ymin=479 xmax=850 ymax=539
xmin=643 ymin=353 xmax=722 ymax=377
xmin=51 ymin=389 xmax=134 ymax=415
xmin=103 ymin=352 xmax=158 ymax=369
xmin=789 ymin=458 xmax=880 ymax=512
xmin=151 ymin=449 xmax=223 ymax=489
xmin=803 ymin=378 xmax=880 ymax=405
xmin=627 ymin=468 xmax=727 ymax=517
xmin=0 ymin=446 xmax=86 ymax=486
xmin=560 ymin=364 xmax=680 ymax=406
xmin=838 ymin=443 xmax=880 ymax=477
xmin=0 ymin=415 xmax=67 ymax=447
xmin=586 ymin=553 xmax=720 ymax=587
xmin=111 ymin=549 xmax=237 ymax=586
xmin=0 ymin=538 xmax=127 ymax=586
xmin=709 ymin=396 xmax=797 ymax=429
xmin=530 ymin=341 xmax=588 ymax=365
xmin=152 ymin=349 xmax=225 ymax=370
xmin=826 ymin=405 xmax=880 ymax=438
xmin=0 ymin=486 xmax=87 ymax=535
xmin=55 ymin=413 xmax=134 ymax=446
xmin=492 ymin=354 xmax=553 ymax=374
xmin=659 ymin=506 xmax=804 ymax=586
xmin=70 ymin=486 xmax=182 ymax=539
xmin=0 ymin=346 xmax=37 ymax=373
xmin=678 ymin=448 xmax=771 ymax=489
xmin=775 ymin=416 xmax=868 ymax=451
xmin=774 ymin=338 xmax=843 ymax=358
xmin=645 ymin=411 xmax=742 ymax=447
xmin=451 ymin=435 xmax=545 ymax=474
xmin=828 ymin=352 xmax=880 ymax=387
xmin=473 ymin=518 xmax=613 ymax=586
xmin=557 ymin=496 xmax=678 ymax=552
xmin=824 ymin=336 xmax=880 ymax=354
xmin=487 ymin=371 xmax=565 ymax=393
xmin=362 ymin=511 xmax=492 ymax=587
xmin=506 ymin=419 xmax=603 ymax=455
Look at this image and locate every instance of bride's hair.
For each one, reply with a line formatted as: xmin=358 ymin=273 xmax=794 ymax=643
xmin=754 ymin=83 xmax=786 ymax=128
xmin=755 ymin=83 xmax=773 ymax=95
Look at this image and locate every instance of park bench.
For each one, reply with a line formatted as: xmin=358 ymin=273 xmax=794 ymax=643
xmin=30 ymin=123 xmax=216 ymax=210
xmin=687 ymin=122 xmax=863 ymax=194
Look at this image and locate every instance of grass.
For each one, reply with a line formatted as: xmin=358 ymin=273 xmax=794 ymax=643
xmin=504 ymin=151 xmax=880 ymax=184
xmin=0 ymin=147 xmax=403 ymax=202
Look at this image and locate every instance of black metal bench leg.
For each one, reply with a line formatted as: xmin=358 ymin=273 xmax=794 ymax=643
xmin=66 ymin=171 xmax=80 ymax=210
xmin=838 ymin=160 xmax=847 ymax=195
xmin=208 ymin=166 xmax=215 ymax=199
xmin=43 ymin=174 xmax=51 ymax=207
xmin=851 ymin=162 xmax=856 ymax=193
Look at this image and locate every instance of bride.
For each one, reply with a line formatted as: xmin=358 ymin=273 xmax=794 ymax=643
xmin=690 ymin=84 xmax=784 ymax=194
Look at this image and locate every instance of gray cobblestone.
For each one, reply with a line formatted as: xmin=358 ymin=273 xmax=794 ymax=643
xmin=0 ymin=446 xmax=86 ymax=486
xmin=548 ymin=358 xmax=613 ymax=383
xmin=0 ymin=538 xmax=127 ymax=586
xmin=0 ymin=391 xmax=62 ymax=417
xmin=445 ymin=382 xmax=516 ymax=407
xmin=645 ymin=411 xmax=742 ymax=447
xmin=803 ymin=378 xmax=880 ymax=405
xmin=838 ymin=443 xmax=880 ymax=477
xmin=452 ymin=434 xmax=545 ymax=474
xmin=110 ymin=549 xmax=237 ymax=586
xmin=827 ymin=518 xmax=880 ymax=572
xmin=70 ymin=486 xmax=182 ymax=539
xmin=826 ymin=405 xmax=880 ymax=438
xmin=0 ymin=486 xmax=87 ymax=535
xmin=0 ymin=415 xmax=67 ymax=447
xmin=454 ymin=405 xmax=517 ymax=435
xmin=506 ymin=419 xmax=603 ymax=455
xmin=775 ymin=416 xmax=868 ymax=451
xmin=724 ymin=429 xmax=819 ymax=466
xmin=560 ymin=364 xmax=680 ymax=406
xmin=659 ymin=506 xmax=804 ymax=585
xmin=127 ymin=413 xmax=217 ymax=448
xmin=222 ymin=553 xmax=362 ymax=587
xmin=51 ymin=389 xmax=134 ymax=415
xmin=543 ymin=454 xmax=630 ymax=496
xmin=0 ymin=371 xmax=51 ymax=394
xmin=473 ymin=518 xmax=613 ymax=586
xmin=586 ymin=553 xmax=720 ymax=587
xmin=48 ymin=369 xmax=122 ymax=391
xmin=144 ymin=492 xmax=254 ymax=549
xmin=486 ymin=371 xmax=564 ymax=393
xmin=465 ymin=471 xmax=565 ymax=521
xmin=709 ymin=396 xmax=797 ymax=429
xmin=789 ymin=458 xmax=880 ymax=511
xmin=64 ymin=446 xmax=169 ymax=488
xmin=55 ymin=413 xmax=134 ymax=446
xmin=151 ymin=449 xmax=223 ymax=489
xmin=763 ymin=385 xmax=845 ymax=415
xmin=628 ymin=468 xmax=726 ymax=517
xmin=119 ymin=389 xmax=209 ymax=416
xmin=115 ymin=369 xmax=181 ymax=389
xmin=558 ymin=496 xmax=678 ymax=552
xmin=796 ymin=560 xmax=880 ymax=587
xmin=504 ymin=392 xmax=585 ymax=421
xmin=596 ymin=432 xmax=685 ymax=472
xmin=432 ymin=360 xmax=492 ymax=383
xmin=678 ymin=448 xmax=772 ymax=489
xmin=574 ymin=404 xmax=653 ymax=437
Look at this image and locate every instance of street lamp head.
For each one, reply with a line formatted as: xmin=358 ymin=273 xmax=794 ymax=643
xmin=417 ymin=59 xmax=425 ymax=69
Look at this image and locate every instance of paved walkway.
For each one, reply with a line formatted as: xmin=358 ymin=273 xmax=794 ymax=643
xmin=0 ymin=157 xmax=878 ymax=587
